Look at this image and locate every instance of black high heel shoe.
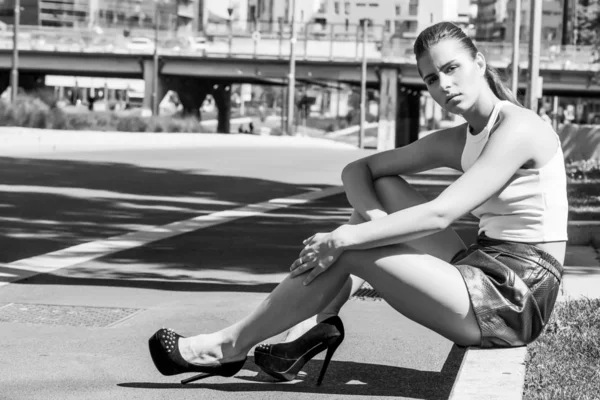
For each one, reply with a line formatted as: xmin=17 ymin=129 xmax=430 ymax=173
xmin=148 ymin=328 xmax=247 ymax=384
xmin=253 ymin=316 xmax=344 ymax=385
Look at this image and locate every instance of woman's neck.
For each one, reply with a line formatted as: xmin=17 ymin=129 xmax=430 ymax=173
xmin=463 ymin=95 xmax=502 ymax=135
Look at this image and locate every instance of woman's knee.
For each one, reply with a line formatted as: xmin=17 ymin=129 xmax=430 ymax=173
xmin=373 ymin=176 xmax=408 ymax=192
xmin=372 ymin=176 xmax=415 ymax=200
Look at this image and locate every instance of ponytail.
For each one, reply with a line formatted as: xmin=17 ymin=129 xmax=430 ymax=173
xmin=485 ymin=66 xmax=522 ymax=106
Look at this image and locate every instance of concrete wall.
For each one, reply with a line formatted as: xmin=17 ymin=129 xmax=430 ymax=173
xmin=558 ymin=124 xmax=600 ymax=161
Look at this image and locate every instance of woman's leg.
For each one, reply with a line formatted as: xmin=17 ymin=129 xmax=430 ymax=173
xmin=284 ymin=175 xmax=467 ymax=341
xmin=179 ymin=242 xmax=481 ymax=365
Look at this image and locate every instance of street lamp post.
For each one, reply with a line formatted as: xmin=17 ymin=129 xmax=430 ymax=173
xmin=526 ymin=0 xmax=542 ymax=112
xmin=152 ymin=2 xmax=159 ymax=116
xmin=286 ymin=0 xmax=297 ymax=135
xmin=359 ymin=18 xmax=368 ymax=149
xmin=227 ymin=4 xmax=234 ymax=55
xmin=510 ymin=0 xmax=521 ymax=96
xmin=11 ymin=0 xmax=20 ymax=102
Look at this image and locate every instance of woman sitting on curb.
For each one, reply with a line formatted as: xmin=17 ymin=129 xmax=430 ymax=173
xmin=148 ymin=21 xmax=568 ymax=385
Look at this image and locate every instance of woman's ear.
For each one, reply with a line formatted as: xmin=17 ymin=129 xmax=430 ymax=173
xmin=475 ymin=52 xmax=487 ymax=77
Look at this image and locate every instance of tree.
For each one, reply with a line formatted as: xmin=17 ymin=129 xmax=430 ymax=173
xmin=575 ymin=0 xmax=600 ymax=46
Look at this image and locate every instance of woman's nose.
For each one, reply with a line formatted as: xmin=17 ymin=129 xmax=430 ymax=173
xmin=438 ymin=73 xmax=452 ymax=90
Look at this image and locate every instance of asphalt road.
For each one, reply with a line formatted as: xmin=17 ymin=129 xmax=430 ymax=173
xmin=0 ymin=132 xmax=466 ymax=400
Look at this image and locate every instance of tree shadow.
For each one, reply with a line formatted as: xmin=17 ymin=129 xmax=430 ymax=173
xmin=0 ymin=156 xmax=330 ymax=264
xmin=118 ymin=346 xmax=466 ymax=399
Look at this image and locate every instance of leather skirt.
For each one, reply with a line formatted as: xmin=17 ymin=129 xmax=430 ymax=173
xmin=451 ymin=234 xmax=563 ymax=348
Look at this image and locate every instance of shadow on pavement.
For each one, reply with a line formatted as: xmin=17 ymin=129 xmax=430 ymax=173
xmin=119 ymin=346 xmax=466 ymax=398
xmin=0 ymin=156 xmax=329 ymax=263
xmin=10 ymin=195 xmax=354 ymax=290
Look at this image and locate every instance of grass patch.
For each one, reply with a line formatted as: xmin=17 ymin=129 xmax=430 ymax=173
xmin=567 ymin=179 xmax=600 ymax=221
xmin=523 ymin=298 xmax=600 ymax=400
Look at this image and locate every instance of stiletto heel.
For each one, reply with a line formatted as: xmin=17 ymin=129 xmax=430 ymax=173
xmin=148 ymin=328 xmax=246 ymax=384
xmin=316 ymin=335 xmax=342 ymax=386
xmin=254 ymin=316 xmax=344 ymax=384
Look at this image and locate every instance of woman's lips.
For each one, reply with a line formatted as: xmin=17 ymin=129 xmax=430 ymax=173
xmin=446 ymin=94 xmax=461 ymax=103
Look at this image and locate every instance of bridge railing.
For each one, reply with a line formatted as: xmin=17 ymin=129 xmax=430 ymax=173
xmin=0 ymin=24 xmax=596 ymax=70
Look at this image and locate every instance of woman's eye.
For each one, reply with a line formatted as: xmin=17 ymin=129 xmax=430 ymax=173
xmin=447 ymin=65 xmax=457 ymax=73
xmin=427 ymin=76 xmax=438 ymax=85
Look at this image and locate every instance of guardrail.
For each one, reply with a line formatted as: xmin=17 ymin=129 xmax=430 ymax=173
xmin=0 ymin=24 xmax=597 ymax=70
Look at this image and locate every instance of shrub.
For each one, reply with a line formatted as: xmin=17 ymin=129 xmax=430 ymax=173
xmin=566 ymin=159 xmax=600 ymax=181
xmin=115 ymin=116 xmax=148 ymax=132
xmin=0 ymin=94 xmax=211 ymax=133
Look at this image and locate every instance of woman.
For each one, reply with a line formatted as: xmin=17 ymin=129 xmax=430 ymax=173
xmin=148 ymin=22 xmax=568 ymax=385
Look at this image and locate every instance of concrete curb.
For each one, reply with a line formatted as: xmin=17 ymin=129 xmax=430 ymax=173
xmin=567 ymin=221 xmax=600 ymax=247
xmin=449 ymin=346 xmax=527 ymax=400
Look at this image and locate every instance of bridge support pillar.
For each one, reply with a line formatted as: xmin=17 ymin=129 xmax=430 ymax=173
xmin=142 ymin=59 xmax=167 ymax=116
xmin=377 ymin=67 xmax=398 ymax=151
xmin=396 ymin=87 xmax=421 ymax=147
xmin=377 ymin=68 xmax=421 ymax=150
xmin=212 ymin=83 xmax=232 ymax=134
xmin=164 ymin=77 xmax=211 ymax=118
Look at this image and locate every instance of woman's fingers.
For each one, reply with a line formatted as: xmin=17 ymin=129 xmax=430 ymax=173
xmin=290 ymin=253 xmax=314 ymax=271
xmin=302 ymin=234 xmax=315 ymax=244
xmin=303 ymin=263 xmax=328 ymax=286
xmin=299 ymin=246 xmax=313 ymax=258
xmin=290 ymin=259 xmax=318 ymax=278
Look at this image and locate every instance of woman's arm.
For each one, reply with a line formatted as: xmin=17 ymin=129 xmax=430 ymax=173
xmin=336 ymin=111 xmax=538 ymax=251
xmin=341 ymin=125 xmax=465 ymax=222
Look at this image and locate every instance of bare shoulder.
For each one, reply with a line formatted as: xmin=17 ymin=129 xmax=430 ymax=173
xmin=496 ymin=103 xmax=554 ymax=139
xmin=493 ymin=103 xmax=559 ymax=167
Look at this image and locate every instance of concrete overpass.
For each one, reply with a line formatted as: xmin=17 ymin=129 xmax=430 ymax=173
xmin=0 ymin=48 xmax=598 ymax=94
xmin=0 ymin=29 xmax=598 ymax=147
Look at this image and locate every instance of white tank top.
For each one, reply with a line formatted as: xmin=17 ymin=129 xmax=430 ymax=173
xmin=461 ymin=100 xmax=569 ymax=242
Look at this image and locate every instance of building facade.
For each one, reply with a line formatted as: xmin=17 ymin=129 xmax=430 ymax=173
xmin=304 ymin=0 xmax=472 ymax=38
xmin=505 ymin=0 xmax=564 ymax=44
xmin=475 ymin=0 xmax=565 ymax=44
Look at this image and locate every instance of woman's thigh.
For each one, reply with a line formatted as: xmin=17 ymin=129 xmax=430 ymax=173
xmin=372 ymin=176 xmax=467 ymax=262
xmin=338 ymin=243 xmax=481 ymax=347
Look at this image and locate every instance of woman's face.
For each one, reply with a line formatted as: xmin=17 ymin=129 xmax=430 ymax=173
xmin=417 ymin=39 xmax=486 ymax=114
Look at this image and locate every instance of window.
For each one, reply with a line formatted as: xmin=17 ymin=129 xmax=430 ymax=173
xmin=385 ymin=19 xmax=391 ymax=32
xmin=356 ymin=2 xmax=366 ymax=6
xmin=318 ymin=0 xmax=327 ymax=13
xmin=394 ymin=20 xmax=401 ymax=32
xmin=369 ymin=3 xmax=378 ymax=6
xmin=409 ymin=0 xmax=418 ymax=16
xmin=405 ymin=20 xmax=417 ymax=32
xmin=395 ymin=5 xmax=400 ymax=15
xmin=544 ymin=27 xmax=557 ymax=40
xmin=344 ymin=1 xmax=350 ymax=14
xmin=334 ymin=1 xmax=340 ymax=14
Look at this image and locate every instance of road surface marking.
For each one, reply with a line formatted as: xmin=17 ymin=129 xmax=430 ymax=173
xmin=0 ymin=186 xmax=344 ymax=287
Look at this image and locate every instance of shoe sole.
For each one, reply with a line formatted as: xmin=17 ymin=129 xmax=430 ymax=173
xmin=254 ymin=341 xmax=328 ymax=381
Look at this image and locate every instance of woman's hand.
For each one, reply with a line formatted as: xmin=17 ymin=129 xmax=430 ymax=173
xmin=290 ymin=226 xmax=350 ymax=286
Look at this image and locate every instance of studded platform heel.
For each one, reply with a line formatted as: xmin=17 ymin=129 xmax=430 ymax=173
xmin=148 ymin=328 xmax=246 ymax=384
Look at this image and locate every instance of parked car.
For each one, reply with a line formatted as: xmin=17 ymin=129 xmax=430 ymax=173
xmin=188 ymin=36 xmax=208 ymax=53
xmin=161 ymin=37 xmax=189 ymax=52
xmin=125 ymin=37 xmax=154 ymax=53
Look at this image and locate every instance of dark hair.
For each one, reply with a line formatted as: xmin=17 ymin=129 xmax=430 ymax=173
xmin=413 ymin=22 xmax=521 ymax=106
